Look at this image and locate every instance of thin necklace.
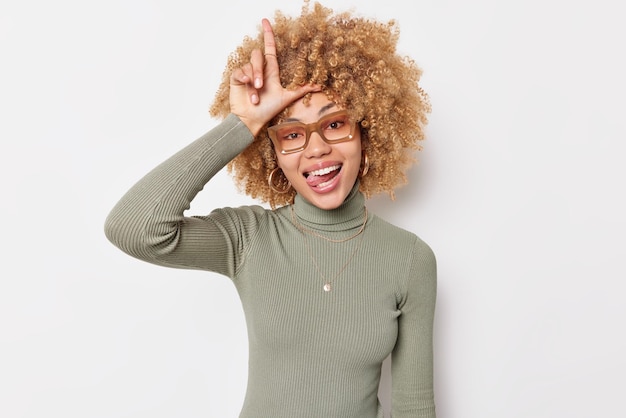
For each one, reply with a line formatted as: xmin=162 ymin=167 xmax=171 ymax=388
xmin=290 ymin=205 xmax=368 ymax=243
xmin=300 ymin=229 xmax=366 ymax=292
xmin=291 ymin=205 xmax=368 ymax=292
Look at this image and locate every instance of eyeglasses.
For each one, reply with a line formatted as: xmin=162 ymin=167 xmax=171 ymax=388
xmin=267 ymin=110 xmax=357 ymax=155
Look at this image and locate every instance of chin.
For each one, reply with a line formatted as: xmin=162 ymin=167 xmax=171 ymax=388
xmin=301 ymin=185 xmax=354 ymax=210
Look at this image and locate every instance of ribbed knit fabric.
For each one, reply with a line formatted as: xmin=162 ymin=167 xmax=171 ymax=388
xmin=104 ymin=114 xmax=437 ymax=418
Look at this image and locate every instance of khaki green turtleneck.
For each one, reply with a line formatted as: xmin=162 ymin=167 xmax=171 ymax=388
xmin=105 ymin=114 xmax=437 ymax=418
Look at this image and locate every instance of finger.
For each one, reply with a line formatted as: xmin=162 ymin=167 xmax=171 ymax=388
xmin=284 ymin=84 xmax=323 ymax=105
xmin=234 ymin=62 xmax=260 ymax=104
xmin=250 ymin=49 xmax=264 ymax=89
xmin=230 ymin=67 xmax=251 ymax=86
xmin=262 ymin=18 xmax=277 ymax=65
xmin=240 ymin=62 xmax=260 ymax=104
xmin=246 ymin=83 xmax=260 ymax=105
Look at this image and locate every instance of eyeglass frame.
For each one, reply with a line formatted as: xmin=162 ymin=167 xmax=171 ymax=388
xmin=267 ymin=110 xmax=358 ymax=155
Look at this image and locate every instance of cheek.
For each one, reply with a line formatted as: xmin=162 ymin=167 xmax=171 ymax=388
xmin=346 ymin=141 xmax=363 ymax=165
xmin=276 ymin=154 xmax=300 ymax=175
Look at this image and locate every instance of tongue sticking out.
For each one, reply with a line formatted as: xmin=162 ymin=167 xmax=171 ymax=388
xmin=306 ymin=166 xmax=341 ymax=187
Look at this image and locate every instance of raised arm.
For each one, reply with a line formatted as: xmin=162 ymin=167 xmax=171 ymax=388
xmin=103 ymin=115 xmax=253 ymax=273
xmin=104 ymin=18 xmax=317 ymax=273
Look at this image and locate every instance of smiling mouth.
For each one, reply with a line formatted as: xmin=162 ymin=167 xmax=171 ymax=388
xmin=305 ymin=164 xmax=342 ymax=187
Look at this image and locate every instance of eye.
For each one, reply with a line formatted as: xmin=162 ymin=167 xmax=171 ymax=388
xmin=321 ymin=113 xmax=351 ymax=136
xmin=328 ymin=120 xmax=345 ymax=130
xmin=276 ymin=126 xmax=306 ymax=141
xmin=283 ymin=131 xmax=303 ymax=141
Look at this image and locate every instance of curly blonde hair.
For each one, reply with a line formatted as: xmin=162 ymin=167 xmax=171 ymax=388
xmin=209 ymin=0 xmax=430 ymax=208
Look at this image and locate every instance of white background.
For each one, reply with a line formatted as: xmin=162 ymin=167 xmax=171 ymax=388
xmin=2 ymin=0 xmax=625 ymax=417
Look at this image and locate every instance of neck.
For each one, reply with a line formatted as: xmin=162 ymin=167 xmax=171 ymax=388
xmin=292 ymin=181 xmax=366 ymax=232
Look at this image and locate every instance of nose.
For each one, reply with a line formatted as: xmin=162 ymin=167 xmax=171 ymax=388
xmin=304 ymin=131 xmax=332 ymax=158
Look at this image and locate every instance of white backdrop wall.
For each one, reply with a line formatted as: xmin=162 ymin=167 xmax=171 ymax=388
xmin=1 ymin=0 xmax=624 ymax=417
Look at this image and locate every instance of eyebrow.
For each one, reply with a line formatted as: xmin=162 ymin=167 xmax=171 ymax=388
xmin=284 ymin=102 xmax=337 ymax=122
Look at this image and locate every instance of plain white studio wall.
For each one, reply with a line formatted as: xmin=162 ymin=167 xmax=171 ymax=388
xmin=1 ymin=0 xmax=624 ymax=417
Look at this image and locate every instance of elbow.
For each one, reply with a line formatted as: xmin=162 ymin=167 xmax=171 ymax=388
xmin=104 ymin=212 xmax=123 ymax=247
xmin=104 ymin=209 xmax=180 ymax=261
xmin=103 ymin=208 xmax=151 ymax=259
xmin=103 ymin=210 xmax=137 ymax=255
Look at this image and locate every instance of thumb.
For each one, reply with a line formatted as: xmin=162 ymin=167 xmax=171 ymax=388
xmin=283 ymin=84 xmax=322 ymax=106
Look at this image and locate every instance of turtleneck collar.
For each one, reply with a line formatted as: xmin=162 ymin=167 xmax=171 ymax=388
xmin=291 ymin=181 xmax=367 ymax=232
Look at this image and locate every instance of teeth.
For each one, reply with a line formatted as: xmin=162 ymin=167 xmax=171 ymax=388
xmin=316 ymin=178 xmax=335 ymax=188
xmin=307 ymin=165 xmax=341 ymax=177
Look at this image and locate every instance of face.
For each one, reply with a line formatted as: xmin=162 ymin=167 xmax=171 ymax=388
xmin=273 ymin=92 xmax=362 ymax=210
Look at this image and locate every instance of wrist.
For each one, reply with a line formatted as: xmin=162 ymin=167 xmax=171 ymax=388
xmin=237 ymin=115 xmax=265 ymax=137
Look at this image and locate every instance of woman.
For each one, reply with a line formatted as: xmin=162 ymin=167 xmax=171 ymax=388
xmin=105 ymin=2 xmax=436 ymax=417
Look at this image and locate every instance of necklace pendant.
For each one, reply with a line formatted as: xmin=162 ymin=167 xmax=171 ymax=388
xmin=323 ymin=283 xmax=332 ymax=292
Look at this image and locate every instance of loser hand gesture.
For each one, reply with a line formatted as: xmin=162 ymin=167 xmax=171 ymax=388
xmin=229 ymin=19 xmax=319 ymax=135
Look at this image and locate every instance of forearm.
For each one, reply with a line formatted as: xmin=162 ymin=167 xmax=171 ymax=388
xmin=104 ymin=114 xmax=253 ymax=265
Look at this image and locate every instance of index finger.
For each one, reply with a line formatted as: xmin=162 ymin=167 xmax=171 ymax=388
xmin=262 ymin=18 xmax=277 ymax=57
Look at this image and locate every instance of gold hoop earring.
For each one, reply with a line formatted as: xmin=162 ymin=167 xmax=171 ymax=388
xmin=268 ymin=167 xmax=292 ymax=194
xmin=360 ymin=152 xmax=369 ymax=177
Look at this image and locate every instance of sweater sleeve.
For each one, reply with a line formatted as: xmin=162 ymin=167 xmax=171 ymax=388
xmin=391 ymin=237 xmax=437 ymax=418
xmin=104 ymin=113 xmax=255 ymax=277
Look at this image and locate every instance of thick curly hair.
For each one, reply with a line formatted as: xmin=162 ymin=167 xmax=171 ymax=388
xmin=209 ymin=0 xmax=430 ymax=208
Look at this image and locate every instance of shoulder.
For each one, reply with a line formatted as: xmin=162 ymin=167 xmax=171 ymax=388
xmin=210 ymin=204 xmax=271 ymax=217
xmin=369 ymin=213 xmax=435 ymax=257
xmin=206 ymin=204 xmax=291 ymax=234
xmin=368 ymin=214 xmax=436 ymax=293
xmin=208 ymin=204 xmax=275 ymax=227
